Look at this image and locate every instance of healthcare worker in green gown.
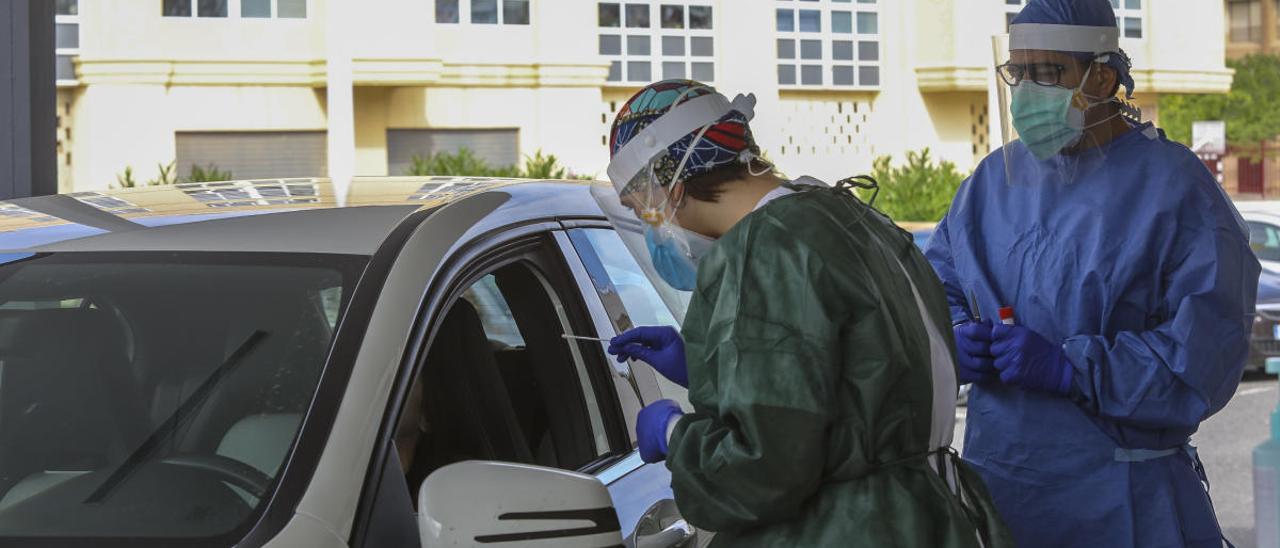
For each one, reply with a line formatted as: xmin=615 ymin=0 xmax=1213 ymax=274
xmin=597 ymin=79 xmax=1014 ymax=547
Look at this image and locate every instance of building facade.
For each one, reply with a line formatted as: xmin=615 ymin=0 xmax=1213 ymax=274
xmin=54 ymin=0 xmax=1231 ymax=193
xmin=1223 ymin=0 xmax=1280 ymax=198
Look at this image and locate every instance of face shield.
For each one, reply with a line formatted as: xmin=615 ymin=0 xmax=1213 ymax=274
xmin=994 ymin=24 xmax=1127 ymax=185
xmin=595 ymin=90 xmax=757 ymax=293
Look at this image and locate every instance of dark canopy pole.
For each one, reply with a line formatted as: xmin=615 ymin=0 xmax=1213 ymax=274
xmin=0 ymin=0 xmax=56 ymax=199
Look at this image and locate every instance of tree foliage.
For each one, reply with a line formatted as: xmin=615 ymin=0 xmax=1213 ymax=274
xmin=1160 ymin=54 xmax=1280 ymax=155
xmin=855 ymin=148 xmax=965 ymax=222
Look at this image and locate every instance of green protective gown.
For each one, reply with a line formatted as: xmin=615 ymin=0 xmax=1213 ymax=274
xmin=666 ymin=185 xmax=1013 ymax=547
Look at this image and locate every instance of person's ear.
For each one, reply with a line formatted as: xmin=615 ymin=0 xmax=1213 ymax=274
xmin=1091 ymin=64 xmax=1119 ymax=98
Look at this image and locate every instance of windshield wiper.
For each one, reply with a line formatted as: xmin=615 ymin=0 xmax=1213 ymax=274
xmin=84 ymin=331 xmax=269 ymax=504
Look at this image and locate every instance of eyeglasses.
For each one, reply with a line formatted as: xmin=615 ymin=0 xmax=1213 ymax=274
xmin=996 ymin=62 xmax=1068 ymax=87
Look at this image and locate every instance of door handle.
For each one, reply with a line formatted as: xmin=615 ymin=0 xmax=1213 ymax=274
xmin=635 ymin=519 xmax=695 ymax=548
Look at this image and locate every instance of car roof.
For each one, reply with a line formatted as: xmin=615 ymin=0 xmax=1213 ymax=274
xmin=0 ymin=177 xmax=605 ymax=255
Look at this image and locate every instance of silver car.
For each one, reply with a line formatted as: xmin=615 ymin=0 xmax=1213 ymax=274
xmin=0 ymin=178 xmax=703 ymax=547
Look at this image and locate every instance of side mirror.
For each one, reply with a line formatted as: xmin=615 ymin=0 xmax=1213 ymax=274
xmin=418 ymin=460 xmax=624 ymax=547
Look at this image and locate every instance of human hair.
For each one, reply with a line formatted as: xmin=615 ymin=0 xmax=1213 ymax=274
xmin=680 ymin=156 xmax=774 ymax=203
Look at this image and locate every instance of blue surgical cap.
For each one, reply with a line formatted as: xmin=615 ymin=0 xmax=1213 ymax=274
xmin=1012 ymin=0 xmax=1136 ymax=98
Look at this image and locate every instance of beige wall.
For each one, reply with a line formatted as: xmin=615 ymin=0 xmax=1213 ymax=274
xmin=70 ymin=85 xmax=328 ymax=190
xmin=57 ymin=0 xmax=1232 ymax=192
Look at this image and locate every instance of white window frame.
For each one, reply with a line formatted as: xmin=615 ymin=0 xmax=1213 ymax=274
xmin=775 ymin=0 xmax=881 ymax=90
xmin=598 ymin=1 xmax=716 ymax=85
xmin=161 ymin=0 xmax=310 ymax=19
xmin=435 ymin=0 xmax=532 ymax=25
xmin=55 ymin=2 xmax=79 ymax=86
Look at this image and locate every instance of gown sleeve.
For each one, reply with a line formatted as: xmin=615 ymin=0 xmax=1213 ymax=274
xmin=924 ymin=184 xmax=977 ymax=325
xmin=1062 ymin=166 xmax=1260 ymax=430
xmin=664 ymin=225 xmax=844 ymax=532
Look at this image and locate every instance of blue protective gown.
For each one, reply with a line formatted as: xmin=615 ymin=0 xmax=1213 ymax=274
xmin=925 ymin=123 xmax=1260 ymax=548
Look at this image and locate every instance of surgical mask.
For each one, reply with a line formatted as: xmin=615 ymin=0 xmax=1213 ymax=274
xmin=645 ymin=226 xmax=698 ymax=291
xmin=1010 ymin=83 xmax=1085 ymax=161
xmin=1011 ymin=64 xmax=1120 ymax=161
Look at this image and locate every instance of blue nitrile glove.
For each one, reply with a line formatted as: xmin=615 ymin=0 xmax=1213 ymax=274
xmin=990 ymin=324 xmax=1074 ymax=395
xmin=636 ymin=399 xmax=683 ymax=463
xmin=955 ymin=320 xmax=998 ymax=385
xmin=609 ymin=326 xmax=688 ymax=388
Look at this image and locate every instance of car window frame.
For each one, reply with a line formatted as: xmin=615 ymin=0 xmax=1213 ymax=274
xmin=349 ymin=228 xmax=632 ymax=548
xmin=563 ymin=227 xmax=691 ymax=409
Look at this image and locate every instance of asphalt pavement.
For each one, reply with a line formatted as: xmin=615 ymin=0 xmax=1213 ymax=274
xmin=953 ymin=372 xmax=1278 ymax=548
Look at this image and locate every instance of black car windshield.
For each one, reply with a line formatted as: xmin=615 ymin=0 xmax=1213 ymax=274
xmin=0 ymin=251 xmax=367 ymax=542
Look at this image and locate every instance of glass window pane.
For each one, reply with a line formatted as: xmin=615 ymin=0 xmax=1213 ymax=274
xmin=663 ymin=36 xmax=685 ymax=56
xmin=55 ymin=0 xmax=78 ymax=16
xmin=859 ymin=65 xmax=880 ymax=86
xmin=833 ymin=11 xmax=852 ymax=33
xmin=163 ymin=0 xmax=191 ymax=16
xmin=777 ymin=39 xmax=796 ymax=59
xmin=503 ymin=0 xmax=529 ymax=24
xmin=600 ymin=34 xmax=622 ymax=55
xmin=599 ymin=3 xmax=620 ymax=27
xmin=689 ymin=6 xmax=713 ymax=29
xmin=799 ymin=10 xmax=821 ymax=32
xmin=858 ymin=0 xmax=876 ymax=3
xmin=1124 ymin=17 xmax=1141 ymax=38
xmin=776 ymin=9 xmax=794 ymax=32
xmin=832 ymin=40 xmax=854 ymax=60
xmin=1110 ymin=0 xmax=1119 ymax=7
xmin=857 ymin=12 xmax=878 ymax=33
xmin=197 ymin=0 xmax=227 ymax=17
xmin=801 ymin=64 xmax=822 ymax=85
xmin=472 ymin=0 xmax=498 ymax=23
xmin=436 ymin=0 xmax=460 ymax=23
xmin=628 ymin=61 xmax=651 ymax=81
xmin=55 ymin=55 xmax=75 ymax=80
xmin=800 ymin=39 xmax=822 ymax=59
xmin=241 ymin=0 xmax=270 ymax=18
xmin=608 ymin=61 xmax=622 ymax=81
xmin=663 ymin=61 xmax=686 ymax=79
xmin=778 ymin=64 xmax=796 ymax=85
xmin=55 ymin=23 xmax=79 ymax=49
xmin=661 ymin=5 xmax=684 ymax=28
xmin=278 ymin=0 xmax=307 ymax=18
xmin=833 ymin=66 xmax=854 ymax=86
xmin=1008 ymin=0 xmax=1022 ymax=4
xmin=628 ymin=35 xmax=651 ymax=55
xmin=626 ymin=4 xmax=650 ymax=27
xmin=691 ymin=62 xmax=714 ymax=82
xmin=1125 ymin=0 xmax=1140 ymax=7
xmin=690 ymin=37 xmax=713 ymax=57
xmin=859 ymin=40 xmax=879 ymax=61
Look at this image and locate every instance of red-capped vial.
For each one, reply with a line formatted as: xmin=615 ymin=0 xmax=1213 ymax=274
xmin=998 ymin=306 xmax=1016 ymax=325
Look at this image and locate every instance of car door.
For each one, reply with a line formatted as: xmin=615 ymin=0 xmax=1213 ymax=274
xmin=556 ymin=224 xmax=709 ymax=548
xmin=351 ymin=228 xmax=640 ymax=548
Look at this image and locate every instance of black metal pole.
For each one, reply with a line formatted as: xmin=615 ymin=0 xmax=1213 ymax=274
xmin=0 ymin=0 xmax=56 ymax=199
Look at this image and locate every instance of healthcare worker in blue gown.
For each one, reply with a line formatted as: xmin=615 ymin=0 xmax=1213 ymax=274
xmin=924 ymin=0 xmax=1261 ymax=546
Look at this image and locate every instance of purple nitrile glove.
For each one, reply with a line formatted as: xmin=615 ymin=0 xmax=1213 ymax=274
xmin=955 ymin=320 xmax=999 ymax=385
xmin=990 ymin=324 xmax=1074 ymax=396
xmin=636 ymin=399 xmax=683 ymax=463
xmin=609 ymin=326 xmax=688 ymax=388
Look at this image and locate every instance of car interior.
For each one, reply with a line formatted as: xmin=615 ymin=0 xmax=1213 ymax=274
xmin=0 ymin=258 xmax=350 ymax=534
xmin=398 ymin=261 xmax=603 ymax=496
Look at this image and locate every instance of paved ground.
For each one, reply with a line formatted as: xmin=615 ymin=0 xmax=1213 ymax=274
xmin=953 ymin=372 xmax=1277 ymax=548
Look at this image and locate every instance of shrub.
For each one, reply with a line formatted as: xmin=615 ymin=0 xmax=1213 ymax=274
xmin=405 ymin=147 xmax=594 ymax=179
xmin=856 ymin=148 xmax=965 ymax=222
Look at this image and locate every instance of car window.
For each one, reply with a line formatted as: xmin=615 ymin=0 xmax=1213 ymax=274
xmin=0 ymin=252 xmax=366 ymax=543
xmin=1249 ymin=221 xmax=1280 ymax=262
xmin=396 ymin=261 xmax=614 ymax=497
xmin=569 ymin=228 xmax=690 ymax=408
